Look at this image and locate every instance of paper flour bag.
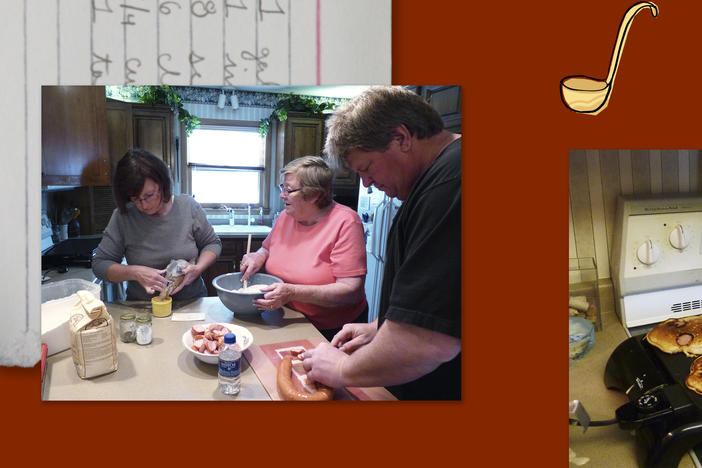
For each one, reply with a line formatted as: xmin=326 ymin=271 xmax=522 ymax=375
xmin=69 ymin=290 xmax=118 ymax=379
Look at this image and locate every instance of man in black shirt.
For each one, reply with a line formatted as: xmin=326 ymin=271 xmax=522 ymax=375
xmin=301 ymin=86 xmax=461 ymax=400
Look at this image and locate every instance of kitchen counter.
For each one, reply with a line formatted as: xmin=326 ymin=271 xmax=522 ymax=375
xmin=212 ymin=225 xmax=271 ymax=238
xmin=569 ymin=312 xmax=697 ymax=467
xmin=43 ymin=297 xmax=327 ymax=400
xmin=42 ymin=264 xmax=95 ymax=283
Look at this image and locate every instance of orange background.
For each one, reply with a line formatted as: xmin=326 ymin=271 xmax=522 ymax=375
xmin=2 ymin=0 xmax=697 ymax=465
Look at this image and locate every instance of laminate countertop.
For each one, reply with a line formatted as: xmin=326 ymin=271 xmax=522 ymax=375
xmin=43 ymin=298 xmax=327 ymax=401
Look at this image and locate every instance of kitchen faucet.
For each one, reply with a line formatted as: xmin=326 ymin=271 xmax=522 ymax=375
xmin=219 ymin=204 xmax=234 ymax=225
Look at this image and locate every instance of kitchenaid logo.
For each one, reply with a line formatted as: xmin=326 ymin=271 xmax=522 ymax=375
xmin=644 ymin=205 xmax=679 ymax=211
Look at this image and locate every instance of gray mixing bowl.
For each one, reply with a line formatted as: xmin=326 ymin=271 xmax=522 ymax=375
xmin=212 ymin=272 xmax=283 ymax=314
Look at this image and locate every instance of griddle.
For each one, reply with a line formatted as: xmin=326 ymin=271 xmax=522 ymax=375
xmin=605 ymin=334 xmax=702 ymax=467
xmin=41 ymin=237 xmax=102 ymax=270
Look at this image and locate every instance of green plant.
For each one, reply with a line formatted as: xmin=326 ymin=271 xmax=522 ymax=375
xmin=259 ymin=93 xmax=336 ymax=137
xmin=140 ymin=86 xmax=200 ymax=136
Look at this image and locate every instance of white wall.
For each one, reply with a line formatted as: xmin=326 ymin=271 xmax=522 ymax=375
xmin=569 ymin=149 xmax=702 ymax=281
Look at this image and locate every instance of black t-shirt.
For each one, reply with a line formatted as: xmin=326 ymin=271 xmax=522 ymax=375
xmin=378 ymin=138 xmax=462 ymax=400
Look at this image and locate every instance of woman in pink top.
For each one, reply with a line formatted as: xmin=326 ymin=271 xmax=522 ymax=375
xmin=240 ymin=156 xmax=368 ymax=341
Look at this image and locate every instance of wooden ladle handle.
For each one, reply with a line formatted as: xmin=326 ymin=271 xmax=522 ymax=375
xmin=605 ymin=2 xmax=658 ymax=86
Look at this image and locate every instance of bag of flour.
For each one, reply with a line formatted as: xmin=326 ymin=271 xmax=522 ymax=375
xmin=69 ymin=290 xmax=118 ymax=379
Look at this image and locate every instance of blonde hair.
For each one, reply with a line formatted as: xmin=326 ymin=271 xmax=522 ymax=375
xmin=281 ymin=156 xmax=333 ymax=208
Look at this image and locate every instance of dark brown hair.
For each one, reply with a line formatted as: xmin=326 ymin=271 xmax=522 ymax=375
xmin=112 ymin=148 xmax=172 ymax=213
xmin=324 ymin=86 xmax=445 ymax=170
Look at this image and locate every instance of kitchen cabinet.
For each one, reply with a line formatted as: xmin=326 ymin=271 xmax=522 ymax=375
xmin=42 ymin=86 xmax=110 ymax=186
xmin=275 ymin=112 xmax=326 ymax=167
xmin=421 ymin=85 xmax=462 ymax=134
xmin=105 ymin=100 xmax=133 ymax=178
xmin=274 ymin=112 xmax=359 ymax=208
xmin=202 ymin=236 xmax=265 ymax=296
xmin=49 ymin=100 xmax=178 ymax=236
xmin=106 ymin=100 xmax=177 ymax=179
xmin=132 ymin=103 xmax=176 ymax=176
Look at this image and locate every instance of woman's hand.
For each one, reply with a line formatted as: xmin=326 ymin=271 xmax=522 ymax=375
xmin=330 ymin=321 xmax=378 ymax=354
xmin=169 ymin=263 xmax=202 ymax=295
xmin=240 ymin=250 xmax=268 ymax=282
xmin=253 ymin=282 xmax=295 ymax=311
xmin=131 ymin=265 xmax=167 ymax=295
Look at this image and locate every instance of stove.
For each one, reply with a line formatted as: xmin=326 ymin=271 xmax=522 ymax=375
xmin=611 ymin=194 xmax=702 ymax=328
xmin=41 ymin=237 xmax=102 ymax=270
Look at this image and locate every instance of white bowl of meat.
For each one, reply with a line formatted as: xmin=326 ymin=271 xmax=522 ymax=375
xmin=182 ymin=322 xmax=254 ymax=365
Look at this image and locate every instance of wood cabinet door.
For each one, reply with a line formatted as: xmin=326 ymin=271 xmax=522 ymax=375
xmin=282 ymin=113 xmax=325 ymax=165
xmin=423 ymin=86 xmax=462 ymax=134
xmin=131 ymin=104 xmax=174 ymax=173
xmin=106 ymin=100 xmax=133 ymax=180
xmin=42 ymin=86 xmax=110 ymax=186
xmin=332 ymin=164 xmax=360 ymax=189
xmin=276 ymin=112 xmax=359 ymax=208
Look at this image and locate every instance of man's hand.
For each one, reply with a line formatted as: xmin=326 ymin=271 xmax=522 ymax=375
xmin=301 ymin=342 xmax=349 ymax=389
xmin=330 ymin=321 xmax=378 ymax=354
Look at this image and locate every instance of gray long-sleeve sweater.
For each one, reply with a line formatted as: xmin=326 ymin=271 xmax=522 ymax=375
xmin=92 ymin=194 xmax=222 ymax=301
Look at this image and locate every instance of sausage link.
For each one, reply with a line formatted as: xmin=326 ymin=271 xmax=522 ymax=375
xmin=276 ymin=356 xmax=333 ymax=401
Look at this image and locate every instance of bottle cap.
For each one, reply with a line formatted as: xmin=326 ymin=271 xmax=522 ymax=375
xmin=224 ymin=333 xmax=236 ymax=344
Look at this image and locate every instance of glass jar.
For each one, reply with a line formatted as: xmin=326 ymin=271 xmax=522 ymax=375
xmin=135 ymin=314 xmax=152 ymax=345
xmin=119 ymin=313 xmax=137 ymax=343
xmin=569 ymin=257 xmax=601 ymax=331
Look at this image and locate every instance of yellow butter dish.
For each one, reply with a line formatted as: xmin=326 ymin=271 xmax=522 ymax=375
xmin=151 ymin=296 xmax=172 ymax=318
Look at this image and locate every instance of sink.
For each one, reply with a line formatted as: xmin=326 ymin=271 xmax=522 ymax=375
xmin=213 ymin=225 xmax=272 ymax=235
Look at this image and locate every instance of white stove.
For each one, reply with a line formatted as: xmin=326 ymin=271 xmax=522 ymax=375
xmin=611 ymin=194 xmax=702 ymax=328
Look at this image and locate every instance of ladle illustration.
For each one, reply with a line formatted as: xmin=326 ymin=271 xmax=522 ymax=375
xmin=560 ymin=2 xmax=658 ymax=115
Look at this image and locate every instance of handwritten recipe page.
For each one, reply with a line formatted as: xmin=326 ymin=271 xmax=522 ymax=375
xmin=0 ymin=0 xmax=390 ymax=366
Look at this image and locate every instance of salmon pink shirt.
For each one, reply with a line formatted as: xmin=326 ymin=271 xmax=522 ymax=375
xmin=262 ymin=203 xmax=367 ymax=330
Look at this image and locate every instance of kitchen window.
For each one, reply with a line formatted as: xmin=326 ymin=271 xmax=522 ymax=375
xmin=186 ymin=121 xmax=267 ymax=206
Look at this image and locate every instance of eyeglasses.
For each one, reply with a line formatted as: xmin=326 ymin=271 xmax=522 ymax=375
xmin=130 ymin=190 xmax=160 ymax=205
xmin=278 ymin=184 xmax=302 ymax=195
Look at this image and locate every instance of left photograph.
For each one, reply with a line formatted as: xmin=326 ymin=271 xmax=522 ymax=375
xmin=40 ymin=85 xmax=462 ymax=401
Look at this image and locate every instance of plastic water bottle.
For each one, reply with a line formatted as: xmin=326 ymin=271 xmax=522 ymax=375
xmin=218 ymin=333 xmax=241 ymax=395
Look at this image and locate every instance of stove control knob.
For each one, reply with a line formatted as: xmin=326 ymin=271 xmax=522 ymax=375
xmin=669 ymin=224 xmax=689 ymax=250
xmin=637 ymin=393 xmax=659 ymax=410
xmin=637 ymin=240 xmax=660 ymax=265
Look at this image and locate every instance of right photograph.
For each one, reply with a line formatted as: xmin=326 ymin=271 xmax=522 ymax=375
xmin=569 ymin=149 xmax=702 ymax=467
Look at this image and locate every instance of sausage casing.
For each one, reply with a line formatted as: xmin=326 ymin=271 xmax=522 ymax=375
xmin=276 ymin=356 xmax=333 ymax=401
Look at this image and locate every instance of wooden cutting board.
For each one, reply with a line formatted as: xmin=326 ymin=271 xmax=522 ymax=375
xmin=244 ymin=337 xmax=396 ymax=401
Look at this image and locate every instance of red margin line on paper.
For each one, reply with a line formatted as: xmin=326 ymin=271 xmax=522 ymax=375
xmin=316 ymin=0 xmax=321 ymax=85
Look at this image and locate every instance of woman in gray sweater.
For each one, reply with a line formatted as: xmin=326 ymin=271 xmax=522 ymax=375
xmin=92 ymin=149 xmax=221 ymax=301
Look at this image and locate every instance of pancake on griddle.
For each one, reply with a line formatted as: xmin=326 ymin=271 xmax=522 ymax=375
xmin=686 ymin=356 xmax=702 ymax=395
xmin=646 ymin=316 xmax=702 ymax=357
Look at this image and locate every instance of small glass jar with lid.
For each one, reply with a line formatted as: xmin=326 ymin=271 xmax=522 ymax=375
xmin=119 ymin=312 xmax=137 ymax=343
xmin=135 ymin=313 xmax=153 ymax=345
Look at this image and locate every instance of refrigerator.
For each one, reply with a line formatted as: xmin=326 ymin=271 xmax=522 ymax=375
xmin=357 ymin=184 xmax=401 ymax=322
